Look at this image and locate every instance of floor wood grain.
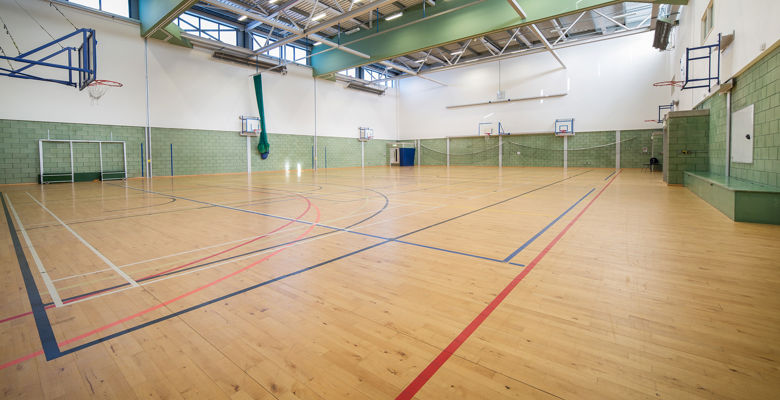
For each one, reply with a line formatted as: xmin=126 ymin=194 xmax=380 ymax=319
xmin=1 ymin=167 xmax=778 ymax=399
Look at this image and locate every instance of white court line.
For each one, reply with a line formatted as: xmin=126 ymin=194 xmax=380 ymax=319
xmin=4 ymin=194 xmax=64 ymax=307
xmin=26 ymin=193 xmax=140 ymax=288
xmin=60 ymin=203 xmax=446 ymax=308
xmin=50 ymin=201 xmax=413 ymax=283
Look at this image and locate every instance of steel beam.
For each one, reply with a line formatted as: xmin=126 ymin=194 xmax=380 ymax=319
xmin=139 ymin=0 xmax=199 ymax=38
xmin=257 ymin=0 xmax=398 ymax=55
xmin=310 ymin=0 xmax=620 ymax=76
xmin=199 ymin=0 xmax=369 ymax=58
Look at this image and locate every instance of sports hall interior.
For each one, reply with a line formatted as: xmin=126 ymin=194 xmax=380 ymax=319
xmin=0 ymin=0 xmax=779 ymax=399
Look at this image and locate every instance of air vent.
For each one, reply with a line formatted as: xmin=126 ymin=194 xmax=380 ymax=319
xmin=653 ymin=19 xmax=673 ymax=50
xmin=346 ymin=81 xmax=386 ymax=95
xmin=212 ymin=51 xmax=288 ymax=74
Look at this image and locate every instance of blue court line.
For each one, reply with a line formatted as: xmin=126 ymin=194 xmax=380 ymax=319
xmin=393 ymin=239 xmax=512 ymax=264
xmin=502 ymin=188 xmax=595 ymax=262
xmin=1 ymin=193 xmax=61 ymax=360
xmin=47 ymin=184 xmax=393 ymax=305
xmin=46 ymin=172 xmax=591 ymax=358
xmin=604 ymin=171 xmax=616 ymax=180
xmin=57 ymin=240 xmax=393 ymax=357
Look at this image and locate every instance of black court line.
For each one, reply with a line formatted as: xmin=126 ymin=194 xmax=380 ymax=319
xmin=48 ymin=170 xmax=592 ymax=358
xmin=104 ymin=197 xmax=177 ymax=212
xmin=40 ymin=183 xmax=392 ymax=306
xmin=1 ymin=193 xmax=61 ymax=360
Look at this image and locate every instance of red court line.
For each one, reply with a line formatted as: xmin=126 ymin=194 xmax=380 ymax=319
xmin=395 ymin=170 xmax=622 ymax=400
xmin=0 ymin=192 xmax=312 ymax=324
xmin=0 ymin=200 xmax=321 ymax=371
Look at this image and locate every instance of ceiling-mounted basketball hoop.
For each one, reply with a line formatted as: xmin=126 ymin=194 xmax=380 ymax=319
xmin=0 ymin=1 xmax=97 ymax=89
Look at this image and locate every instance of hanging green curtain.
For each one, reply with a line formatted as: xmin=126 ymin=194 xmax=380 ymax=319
xmin=253 ymin=74 xmax=270 ymax=159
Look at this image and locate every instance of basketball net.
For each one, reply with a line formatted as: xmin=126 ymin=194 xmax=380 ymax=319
xmin=87 ymin=80 xmax=123 ymax=105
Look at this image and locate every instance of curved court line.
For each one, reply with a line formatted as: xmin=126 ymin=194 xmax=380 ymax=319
xmin=0 ymin=183 xmax=390 ymax=325
xmin=0 ymin=169 xmax=594 ymax=368
xmin=0 ymin=190 xmax=313 ymax=324
xmin=395 ymin=170 xmax=622 ymax=400
xmin=0 ymin=196 xmax=322 ymax=370
xmin=104 ymin=197 xmax=177 ymax=212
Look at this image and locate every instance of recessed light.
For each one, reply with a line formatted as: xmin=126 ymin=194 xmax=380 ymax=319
xmin=312 ymin=12 xmax=327 ymax=21
xmin=385 ymin=12 xmax=402 ymax=21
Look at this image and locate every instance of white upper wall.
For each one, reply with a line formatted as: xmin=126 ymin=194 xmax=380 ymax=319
xmin=669 ymin=0 xmax=780 ymax=110
xmin=398 ymin=31 xmax=670 ymax=139
xmin=0 ymin=0 xmax=398 ymax=140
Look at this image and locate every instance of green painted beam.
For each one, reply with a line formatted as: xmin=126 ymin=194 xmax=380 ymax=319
xmin=139 ymin=0 xmax=198 ymax=38
xmin=310 ymin=0 xmax=624 ymax=76
xmin=150 ymin=23 xmax=193 ymax=48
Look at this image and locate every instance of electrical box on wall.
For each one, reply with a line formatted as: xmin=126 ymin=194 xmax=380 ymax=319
xmin=731 ymin=104 xmax=754 ymax=163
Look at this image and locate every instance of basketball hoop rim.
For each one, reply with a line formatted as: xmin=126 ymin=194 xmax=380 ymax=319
xmin=653 ymin=80 xmax=683 ymax=87
xmin=89 ymin=79 xmax=123 ymax=87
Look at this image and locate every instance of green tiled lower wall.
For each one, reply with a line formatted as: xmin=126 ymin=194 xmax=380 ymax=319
xmin=694 ymin=45 xmax=780 ymax=187
xmin=0 ymin=119 xmax=390 ymax=184
xmin=0 ymin=119 xmax=144 ymax=184
xmin=699 ymin=93 xmax=728 ymax=175
xmin=665 ymin=112 xmax=710 ymax=185
xmin=621 ymin=130 xmax=662 ymax=168
xmin=726 ymin=45 xmax=780 ymax=186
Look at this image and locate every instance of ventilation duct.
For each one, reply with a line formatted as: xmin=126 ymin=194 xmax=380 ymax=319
xmin=653 ymin=19 xmax=673 ymax=50
xmin=346 ymin=81 xmax=386 ymax=95
xmin=212 ymin=52 xmax=288 ymax=74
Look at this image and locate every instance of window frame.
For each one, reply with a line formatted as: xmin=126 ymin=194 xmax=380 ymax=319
xmin=67 ymin=0 xmax=131 ymax=18
xmin=175 ymin=11 xmax=239 ymax=46
xmin=701 ymin=0 xmax=714 ymax=43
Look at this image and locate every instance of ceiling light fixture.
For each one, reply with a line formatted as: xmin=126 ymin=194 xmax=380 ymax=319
xmin=385 ymin=12 xmax=403 ymax=21
xmin=451 ymin=50 xmax=464 ymax=55
xmin=269 ymin=0 xmax=279 ymax=3
xmin=345 ymin=27 xmax=360 ymax=34
xmin=313 ymin=41 xmax=322 ymax=46
xmin=312 ymin=12 xmax=327 ymax=21
xmin=238 ymin=15 xmax=248 ymax=21
xmin=415 ymin=59 xmax=426 ymax=63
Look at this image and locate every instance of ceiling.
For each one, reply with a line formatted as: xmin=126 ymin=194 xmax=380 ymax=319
xmin=186 ymin=0 xmax=681 ymax=83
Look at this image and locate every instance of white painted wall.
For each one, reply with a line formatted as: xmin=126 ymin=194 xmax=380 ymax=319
xmin=0 ymin=0 xmax=398 ymax=139
xmin=668 ymin=0 xmax=780 ymax=110
xmin=398 ymin=31 xmax=670 ymax=139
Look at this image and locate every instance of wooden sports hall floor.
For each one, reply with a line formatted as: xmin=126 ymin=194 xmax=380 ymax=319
xmin=1 ymin=166 xmax=779 ymax=400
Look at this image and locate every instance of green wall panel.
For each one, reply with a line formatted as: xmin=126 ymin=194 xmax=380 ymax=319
xmin=728 ymin=46 xmax=780 ymax=187
xmin=0 ymin=119 xmax=144 ymax=184
xmin=665 ymin=112 xmax=710 ymax=184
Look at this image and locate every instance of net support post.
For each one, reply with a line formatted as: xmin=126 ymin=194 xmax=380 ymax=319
xmin=446 ymin=138 xmax=450 ymax=167
xmin=417 ymin=139 xmax=421 ymax=166
xmin=361 ymin=141 xmax=365 ymax=168
xmin=498 ymin=136 xmax=503 ymax=167
xmin=122 ymin=142 xmax=127 ymax=180
xmin=246 ymin=135 xmax=251 ymax=174
xmin=69 ymin=142 xmax=74 ymax=183
xmin=99 ymin=142 xmax=104 ymax=181
xmin=615 ymin=130 xmax=621 ymax=171
xmin=563 ymin=136 xmax=567 ymax=169
xmin=38 ymin=140 xmax=44 ymax=184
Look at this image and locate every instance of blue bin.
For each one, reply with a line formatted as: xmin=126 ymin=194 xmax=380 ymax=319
xmin=399 ymin=148 xmax=416 ymax=166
